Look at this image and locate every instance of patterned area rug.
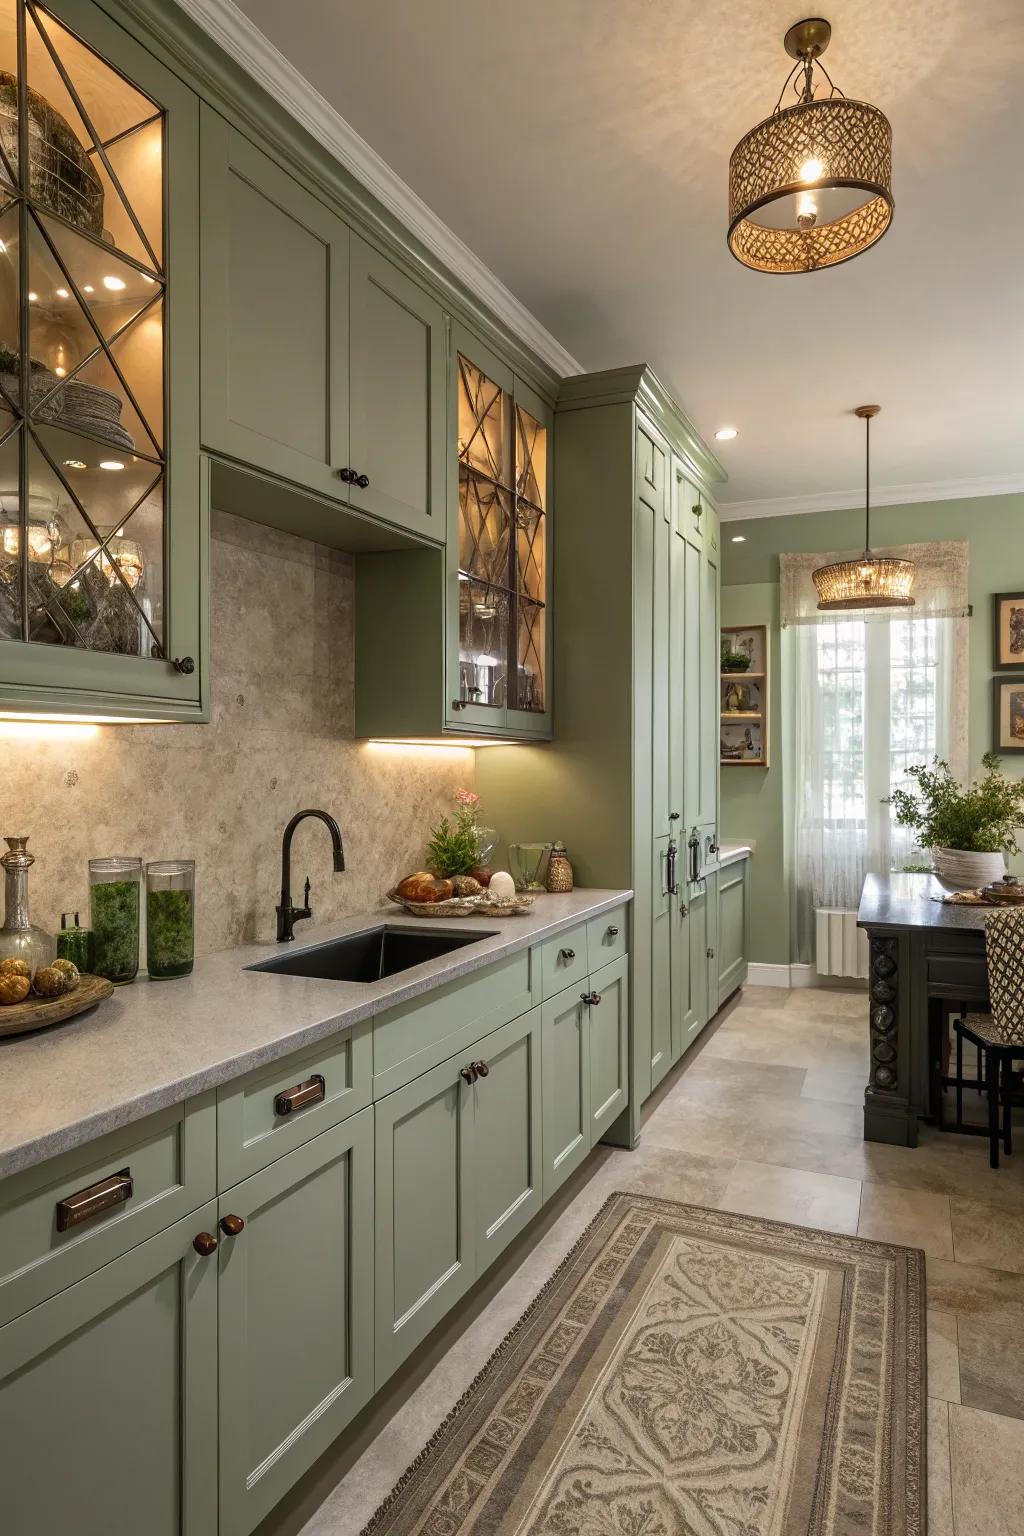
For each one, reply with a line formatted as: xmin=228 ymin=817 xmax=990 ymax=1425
xmin=363 ymin=1193 xmax=926 ymax=1536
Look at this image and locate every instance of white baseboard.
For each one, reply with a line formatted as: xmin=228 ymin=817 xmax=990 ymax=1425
xmin=746 ymin=962 xmax=868 ymax=991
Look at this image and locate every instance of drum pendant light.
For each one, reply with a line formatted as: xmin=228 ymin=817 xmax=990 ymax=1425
xmin=729 ymin=18 xmax=893 ymax=274
xmin=813 ymin=406 xmax=915 ymax=611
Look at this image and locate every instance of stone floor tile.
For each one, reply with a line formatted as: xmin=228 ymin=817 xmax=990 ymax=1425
xmin=857 ymin=1184 xmax=954 ymax=1259
xmin=949 ymin=1403 xmax=1024 ymax=1536
xmin=928 ymin=1311 xmax=961 ymax=1402
xmin=958 ymin=1316 xmax=1024 ymax=1420
xmin=715 ymin=1158 xmax=862 ymax=1234
xmin=951 ymin=1199 xmax=1024 ymax=1274
xmin=927 ymin=1399 xmax=955 ymax=1536
xmin=670 ymin=1056 xmax=808 ymax=1099
xmin=927 ymin=1258 xmax=1024 ymax=1329
xmin=800 ymin=1066 xmax=867 ymax=1106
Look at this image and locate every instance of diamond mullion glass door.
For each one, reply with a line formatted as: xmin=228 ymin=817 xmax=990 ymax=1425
xmin=0 ymin=0 xmax=203 ymax=719
xmin=507 ymin=377 xmax=553 ymax=736
xmin=448 ymin=323 xmax=517 ymax=731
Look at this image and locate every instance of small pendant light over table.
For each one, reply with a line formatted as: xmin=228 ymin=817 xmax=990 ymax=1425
xmin=813 ymin=406 xmax=916 ymax=611
xmin=728 ymin=18 xmax=893 ymax=274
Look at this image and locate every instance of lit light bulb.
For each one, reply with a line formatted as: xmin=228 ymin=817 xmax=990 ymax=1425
xmin=54 ymin=366 xmax=66 ymax=377
xmin=99 ymin=459 xmax=125 ymax=472
xmin=27 ymin=291 xmax=37 ymax=302
xmin=102 ymin=275 xmax=126 ymax=291
xmin=800 ymin=156 xmax=824 ymax=182
xmin=796 ymin=191 xmax=818 ymax=230
xmin=82 ymin=284 xmax=94 ymax=294
xmin=55 ymin=287 xmax=69 ymax=299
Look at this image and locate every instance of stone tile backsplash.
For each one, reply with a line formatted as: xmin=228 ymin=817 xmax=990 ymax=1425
xmin=2 ymin=510 xmax=474 ymax=955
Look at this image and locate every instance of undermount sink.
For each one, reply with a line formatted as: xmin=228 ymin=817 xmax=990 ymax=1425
xmin=248 ymin=925 xmax=497 ymax=983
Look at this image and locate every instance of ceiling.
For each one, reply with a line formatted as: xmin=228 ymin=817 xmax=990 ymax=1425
xmin=228 ymin=0 xmax=1024 ymax=512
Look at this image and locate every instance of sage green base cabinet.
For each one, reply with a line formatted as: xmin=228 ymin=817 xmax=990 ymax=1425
xmin=541 ymin=953 xmax=629 ymax=1199
xmin=717 ymin=857 xmax=750 ymax=1005
xmin=374 ymin=1006 xmax=543 ymax=1385
xmin=0 ymin=1203 xmax=219 ymax=1536
xmin=477 ymin=365 xmax=727 ymax=1132
xmin=218 ymin=1108 xmax=374 ymax=1536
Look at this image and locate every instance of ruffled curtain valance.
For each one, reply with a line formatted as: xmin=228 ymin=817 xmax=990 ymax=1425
xmin=779 ymin=539 xmax=970 ymax=627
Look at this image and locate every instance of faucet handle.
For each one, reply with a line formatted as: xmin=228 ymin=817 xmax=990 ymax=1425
xmin=303 ymin=876 xmax=311 ymax=911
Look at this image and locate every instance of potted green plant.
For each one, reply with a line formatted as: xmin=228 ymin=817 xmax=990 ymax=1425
xmin=720 ymin=639 xmax=751 ymax=674
xmin=426 ymin=789 xmax=495 ymax=878
xmin=887 ymin=753 xmax=1024 ymax=888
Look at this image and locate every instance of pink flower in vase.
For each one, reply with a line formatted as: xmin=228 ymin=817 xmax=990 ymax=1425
xmin=455 ymin=788 xmax=480 ymax=808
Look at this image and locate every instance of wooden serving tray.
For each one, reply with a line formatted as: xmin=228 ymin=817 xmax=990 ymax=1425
xmin=0 ymin=973 xmax=114 ymax=1039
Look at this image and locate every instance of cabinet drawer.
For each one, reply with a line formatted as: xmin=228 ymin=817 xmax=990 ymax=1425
xmin=373 ymin=949 xmax=534 ymax=1097
xmin=217 ymin=1019 xmax=372 ymax=1187
xmin=539 ymin=922 xmax=590 ymax=999
xmin=587 ymin=906 xmax=628 ymax=969
xmin=926 ymin=950 xmax=989 ymax=1003
xmin=0 ymin=1095 xmax=216 ymax=1328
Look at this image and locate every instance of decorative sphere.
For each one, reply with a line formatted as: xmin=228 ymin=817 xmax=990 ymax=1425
xmin=488 ymin=871 xmax=516 ymax=902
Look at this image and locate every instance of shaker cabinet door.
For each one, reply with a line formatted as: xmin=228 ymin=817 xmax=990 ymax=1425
xmin=588 ymin=955 xmax=630 ymax=1142
xmin=375 ymin=1055 xmax=475 ymax=1385
xmin=200 ymin=108 xmax=350 ymax=501
xmin=348 ymin=236 xmax=446 ymax=542
xmin=541 ymin=989 xmax=590 ymax=1198
xmin=217 ymin=1110 xmax=374 ymax=1536
xmin=0 ymin=1202 xmax=219 ymax=1536
xmin=470 ymin=1008 xmax=543 ymax=1271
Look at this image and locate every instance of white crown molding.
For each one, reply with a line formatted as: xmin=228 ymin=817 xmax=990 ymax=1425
xmin=172 ymin=0 xmax=582 ymax=380
xmin=719 ymin=473 xmax=1024 ymax=522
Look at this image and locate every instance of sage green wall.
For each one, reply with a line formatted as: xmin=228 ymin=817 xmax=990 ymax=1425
xmin=721 ymin=493 xmax=1024 ymax=964
xmin=720 ymin=582 xmax=789 ymax=967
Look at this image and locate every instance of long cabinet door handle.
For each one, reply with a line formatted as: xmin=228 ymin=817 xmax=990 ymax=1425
xmin=56 ymin=1169 xmax=133 ymax=1232
xmin=667 ymin=841 xmax=678 ymax=896
xmin=274 ymin=1074 xmax=326 ymax=1116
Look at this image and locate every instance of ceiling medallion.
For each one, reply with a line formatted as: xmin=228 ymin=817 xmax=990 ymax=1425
xmin=813 ymin=406 xmax=915 ymax=611
xmin=728 ymin=17 xmax=893 ymax=274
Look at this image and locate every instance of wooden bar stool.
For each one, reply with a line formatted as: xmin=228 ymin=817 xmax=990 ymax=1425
xmin=952 ymin=908 xmax=1024 ymax=1169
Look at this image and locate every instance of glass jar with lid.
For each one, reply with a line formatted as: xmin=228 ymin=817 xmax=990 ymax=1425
xmin=146 ymin=861 xmax=194 ymax=980
xmin=89 ymin=857 xmax=142 ymax=984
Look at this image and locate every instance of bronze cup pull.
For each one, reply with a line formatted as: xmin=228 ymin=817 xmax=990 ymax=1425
xmin=607 ymin=925 xmax=619 ymax=937
xmin=56 ymin=1168 xmax=133 ymax=1232
xmin=473 ymin=1060 xmax=489 ymax=1078
xmin=559 ymin=947 xmax=576 ymax=961
xmin=274 ymin=1073 xmax=326 ymax=1116
xmin=220 ymin=1214 xmax=245 ymax=1237
xmin=192 ymin=1231 xmax=219 ymax=1256
xmin=460 ymin=1064 xmax=477 ymax=1084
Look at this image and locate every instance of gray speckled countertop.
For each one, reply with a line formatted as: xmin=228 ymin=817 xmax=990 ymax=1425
xmin=717 ymin=841 xmax=753 ymax=868
xmin=0 ymin=889 xmax=630 ymax=1180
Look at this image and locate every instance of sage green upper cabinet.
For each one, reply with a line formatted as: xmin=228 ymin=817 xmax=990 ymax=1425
xmin=0 ymin=0 xmax=206 ymax=722
xmin=348 ymin=236 xmax=446 ymax=541
xmin=0 ymin=1203 xmax=218 ymax=1536
xmin=200 ymin=109 xmax=349 ymax=501
xmin=217 ymin=1109 xmax=374 ymax=1536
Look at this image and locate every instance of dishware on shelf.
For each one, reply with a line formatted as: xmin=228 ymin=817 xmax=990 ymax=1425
xmin=0 ymin=836 xmax=56 ymax=979
xmin=146 ymin=860 xmax=195 ymax=979
xmin=0 ymin=972 xmax=114 ymax=1038
xmin=508 ymin=842 xmax=551 ymax=891
xmin=89 ymin=856 xmax=142 ymax=984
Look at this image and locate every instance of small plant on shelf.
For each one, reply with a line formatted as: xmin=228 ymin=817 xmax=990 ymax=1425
xmin=720 ymin=638 xmax=751 ymax=673
xmin=887 ymin=754 xmax=1024 ymax=854
xmin=426 ymin=789 xmax=485 ymax=877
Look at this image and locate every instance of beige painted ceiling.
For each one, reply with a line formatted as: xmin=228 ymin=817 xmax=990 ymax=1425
xmin=233 ymin=0 xmax=1024 ymax=508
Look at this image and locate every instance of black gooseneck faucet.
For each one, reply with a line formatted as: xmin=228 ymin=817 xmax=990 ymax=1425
xmin=276 ymin=809 xmax=345 ymax=942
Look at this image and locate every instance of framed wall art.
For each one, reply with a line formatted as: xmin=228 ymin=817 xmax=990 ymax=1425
xmin=992 ymin=676 xmax=1024 ymax=753
xmin=993 ymin=592 xmax=1024 ymax=670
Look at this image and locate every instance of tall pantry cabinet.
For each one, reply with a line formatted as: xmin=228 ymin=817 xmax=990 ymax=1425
xmin=475 ymin=366 xmax=725 ymax=1145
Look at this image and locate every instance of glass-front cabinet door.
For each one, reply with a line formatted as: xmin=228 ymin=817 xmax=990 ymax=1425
xmin=448 ymin=323 xmax=552 ymax=737
xmin=0 ymin=0 xmax=203 ymax=720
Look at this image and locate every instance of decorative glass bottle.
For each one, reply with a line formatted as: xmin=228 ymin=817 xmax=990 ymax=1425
xmin=57 ymin=911 xmax=95 ymax=972
xmin=545 ymin=841 xmax=574 ymax=893
xmin=0 ymin=837 xmax=56 ymax=979
xmin=146 ymin=861 xmax=195 ymax=980
xmin=89 ymin=857 xmax=142 ymax=985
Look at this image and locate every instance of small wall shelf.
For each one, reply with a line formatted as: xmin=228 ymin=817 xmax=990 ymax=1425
xmin=720 ymin=624 xmax=769 ymax=767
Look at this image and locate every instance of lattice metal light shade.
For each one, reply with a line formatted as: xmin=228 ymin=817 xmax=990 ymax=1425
xmin=729 ymin=18 xmax=893 ymax=274
xmin=813 ymin=405 xmax=915 ymax=611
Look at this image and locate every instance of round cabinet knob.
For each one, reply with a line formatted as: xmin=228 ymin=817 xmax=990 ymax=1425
xmin=337 ymin=467 xmax=355 ymax=483
xmin=219 ymin=1214 xmax=245 ymax=1237
xmin=172 ymin=656 xmax=195 ymax=675
xmin=192 ymin=1231 xmax=218 ymax=1256
xmin=355 ymin=473 xmax=370 ymax=489
xmin=473 ymin=1060 xmax=489 ymax=1078
xmin=607 ymin=926 xmax=619 ymax=938
xmin=580 ymin=990 xmax=602 ymax=1006
xmin=460 ymin=1064 xmax=477 ymax=1085
xmin=559 ymin=948 xmax=575 ymax=961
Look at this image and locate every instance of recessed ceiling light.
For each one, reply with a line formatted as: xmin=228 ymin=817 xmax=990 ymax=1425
xmin=82 ymin=284 xmax=94 ymax=294
xmin=731 ymin=534 xmax=746 ymax=543
xmin=55 ymin=287 xmax=69 ymax=299
xmin=27 ymin=291 xmax=37 ymax=302
xmin=715 ymin=426 xmax=738 ymax=441
xmin=102 ymin=275 xmax=126 ymax=291
xmin=99 ymin=459 xmax=125 ymax=471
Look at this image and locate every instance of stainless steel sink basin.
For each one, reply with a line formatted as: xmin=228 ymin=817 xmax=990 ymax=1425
xmin=248 ymin=925 xmax=497 ymax=983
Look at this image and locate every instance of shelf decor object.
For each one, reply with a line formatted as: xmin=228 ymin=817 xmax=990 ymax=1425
xmin=813 ymin=405 xmax=915 ymax=610
xmin=720 ymin=624 xmax=769 ymax=766
xmin=0 ymin=0 xmax=168 ymax=660
xmin=728 ymin=17 xmax=893 ymax=274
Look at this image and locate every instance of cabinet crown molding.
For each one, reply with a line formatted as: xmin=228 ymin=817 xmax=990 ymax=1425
xmin=557 ymin=365 xmax=726 ymax=491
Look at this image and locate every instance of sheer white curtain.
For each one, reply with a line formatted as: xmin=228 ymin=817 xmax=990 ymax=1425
xmin=781 ymin=542 xmax=969 ymax=961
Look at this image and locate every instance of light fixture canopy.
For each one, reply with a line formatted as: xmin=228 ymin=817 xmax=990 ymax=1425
xmin=813 ymin=405 xmax=915 ymax=610
xmin=729 ymin=17 xmax=893 ymax=274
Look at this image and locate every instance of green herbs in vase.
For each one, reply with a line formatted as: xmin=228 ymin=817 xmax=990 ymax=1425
xmin=147 ymin=889 xmax=194 ymax=979
xmin=887 ymin=754 xmax=1024 ymax=855
xmin=426 ymin=789 xmax=485 ymax=877
xmin=91 ymin=879 xmax=140 ymax=984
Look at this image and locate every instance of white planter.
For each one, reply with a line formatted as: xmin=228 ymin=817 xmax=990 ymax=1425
xmin=933 ymin=848 xmax=1006 ymax=890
